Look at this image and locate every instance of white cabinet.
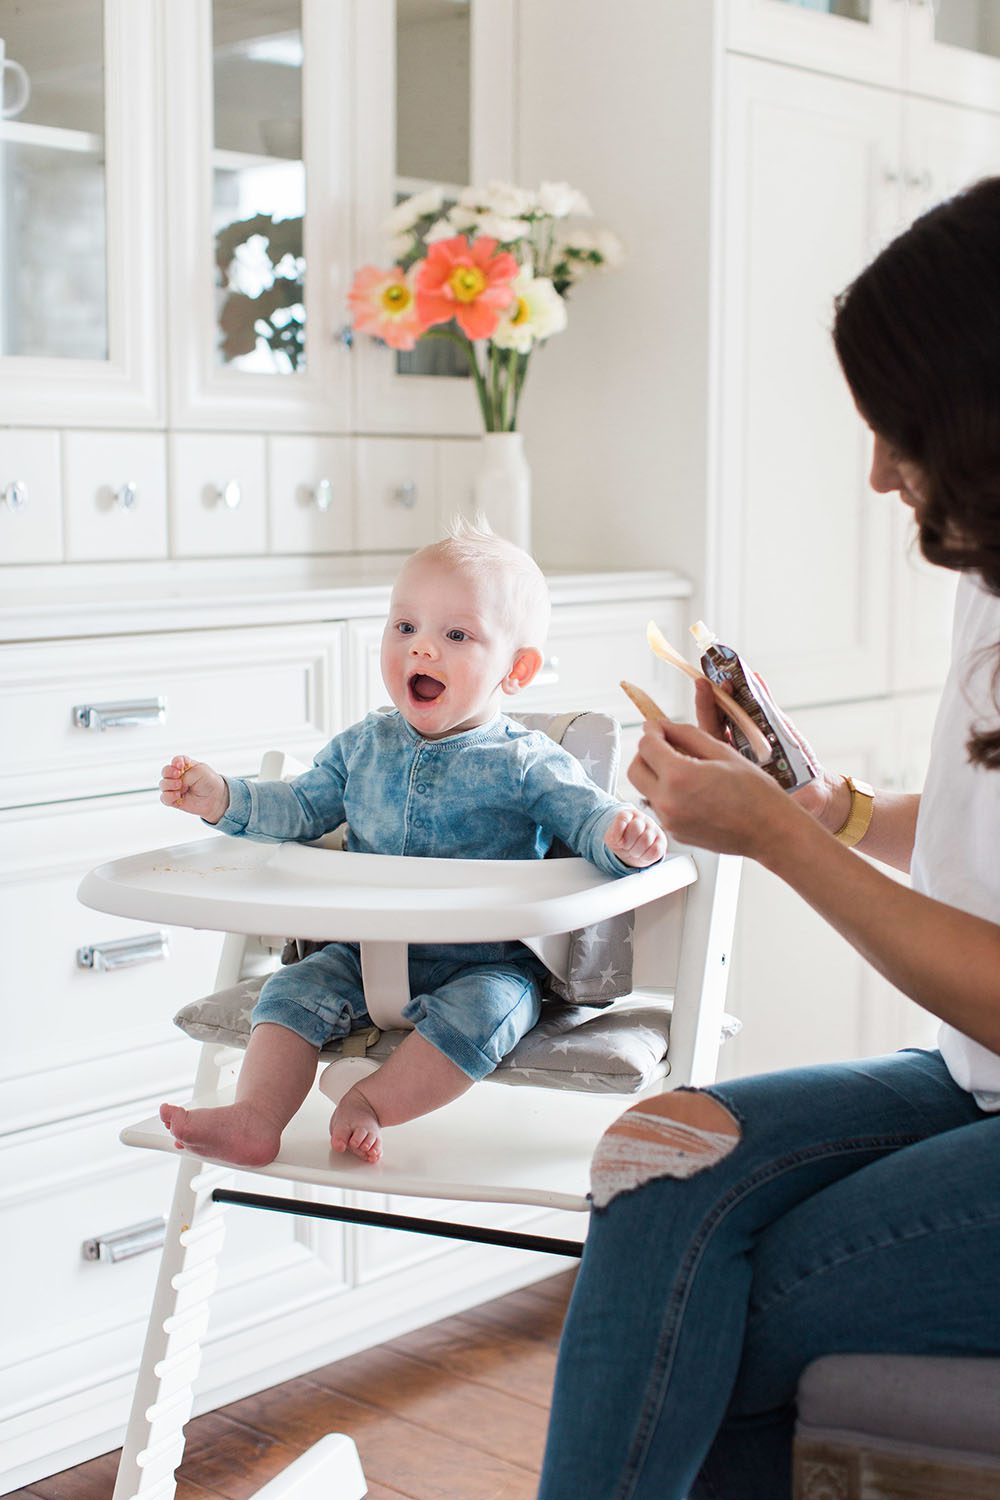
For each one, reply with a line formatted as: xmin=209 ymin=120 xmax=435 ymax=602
xmin=0 ymin=0 xmax=163 ymax=427
xmin=728 ymin=0 xmax=1000 ymax=109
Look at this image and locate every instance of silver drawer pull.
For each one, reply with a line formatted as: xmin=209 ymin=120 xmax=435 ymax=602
xmin=82 ymin=1217 xmax=166 ymax=1264
xmin=77 ymin=930 xmax=169 ymax=972
xmin=394 ymin=480 xmax=418 ymax=509
xmin=115 ymin=480 xmax=139 ymax=512
xmin=2 ymin=479 xmax=27 ymax=512
xmin=535 ymin=655 xmax=560 ymax=687
xmin=215 ymin=479 xmax=242 ymax=510
xmin=311 ymin=478 xmax=334 ymax=512
xmin=73 ymin=696 xmax=166 ymax=731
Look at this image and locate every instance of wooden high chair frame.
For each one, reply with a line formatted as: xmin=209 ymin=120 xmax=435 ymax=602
xmin=78 ymin=746 xmax=741 ymax=1500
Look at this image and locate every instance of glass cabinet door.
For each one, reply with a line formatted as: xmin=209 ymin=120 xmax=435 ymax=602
xmin=907 ymin=0 xmax=1000 ymax=110
xmin=353 ymin=0 xmax=516 ymax=434
xmin=0 ymin=0 xmax=161 ymax=425
xmin=164 ymin=0 xmax=351 ymax=431
xmin=726 ymin=0 xmax=906 ymax=87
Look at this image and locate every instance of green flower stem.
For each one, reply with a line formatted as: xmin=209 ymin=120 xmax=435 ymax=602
xmin=420 ymin=324 xmax=493 ymax=428
xmin=509 ymin=350 xmax=530 ymax=430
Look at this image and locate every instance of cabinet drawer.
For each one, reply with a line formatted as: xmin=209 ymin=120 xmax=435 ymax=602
xmin=169 ymin=432 xmax=267 ymax=557
xmin=269 ymin=435 xmax=354 ymax=554
xmin=0 ymin=429 xmax=62 ymax=564
xmin=63 ymin=430 xmax=168 ymax=562
xmin=0 ymin=796 xmax=225 ymax=1133
xmin=1 ymin=623 xmax=342 ymax=806
xmin=515 ymin=599 xmax=685 ymax=721
xmin=355 ymin=437 xmax=438 ymax=551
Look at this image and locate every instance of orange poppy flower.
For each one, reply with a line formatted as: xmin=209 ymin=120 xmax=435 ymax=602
xmin=347 ymin=264 xmax=424 ymax=351
xmin=415 ymin=235 xmax=519 ymax=341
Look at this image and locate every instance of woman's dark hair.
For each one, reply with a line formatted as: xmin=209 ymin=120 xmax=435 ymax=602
xmin=833 ymin=176 xmax=1000 ymax=767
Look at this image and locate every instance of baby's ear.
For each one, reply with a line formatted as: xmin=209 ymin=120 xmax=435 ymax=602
xmin=502 ymin=646 xmax=543 ymax=696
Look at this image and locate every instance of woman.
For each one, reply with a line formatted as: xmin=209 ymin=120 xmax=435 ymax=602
xmin=537 ymin=177 xmax=1000 ymax=1500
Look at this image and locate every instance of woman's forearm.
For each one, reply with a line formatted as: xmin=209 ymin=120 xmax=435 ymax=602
xmin=818 ymin=784 xmax=920 ymax=873
xmin=761 ymin=808 xmax=1000 ymax=1052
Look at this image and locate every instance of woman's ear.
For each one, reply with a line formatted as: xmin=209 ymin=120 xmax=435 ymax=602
xmin=501 ymin=646 xmax=544 ymax=696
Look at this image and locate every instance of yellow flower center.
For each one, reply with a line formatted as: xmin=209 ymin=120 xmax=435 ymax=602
xmin=449 ymin=265 xmax=487 ymax=303
xmin=509 ymin=296 xmax=529 ymax=326
xmin=381 ymin=282 xmax=412 ymax=315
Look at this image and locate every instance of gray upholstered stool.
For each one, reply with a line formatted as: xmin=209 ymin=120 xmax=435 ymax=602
xmin=793 ymin=1354 xmax=1000 ymax=1499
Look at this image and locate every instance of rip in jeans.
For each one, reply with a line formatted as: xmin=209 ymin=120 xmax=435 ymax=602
xmin=590 ymin=1089 xmax=741 ymax=1209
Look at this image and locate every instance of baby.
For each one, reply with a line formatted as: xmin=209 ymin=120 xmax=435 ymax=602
xmin=158 ymin=520 xmax=666 ymax=1167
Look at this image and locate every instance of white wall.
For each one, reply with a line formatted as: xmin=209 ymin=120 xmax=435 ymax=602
xmin=515 ymin=0 xmax=717 ymax=580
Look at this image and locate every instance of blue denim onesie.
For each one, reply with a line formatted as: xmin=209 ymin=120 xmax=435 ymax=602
xmin=215 ymin=710 xmax=638 ymax=1079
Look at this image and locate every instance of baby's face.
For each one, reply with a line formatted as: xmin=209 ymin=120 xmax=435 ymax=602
xmin=381 ymin=557 xmax=525 ymax=738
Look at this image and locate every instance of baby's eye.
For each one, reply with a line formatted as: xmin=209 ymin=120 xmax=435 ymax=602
xmin=396 ymin=622 xmax=416 ymax=635
xmin=446 ymin=629 xmax=467 ymax=642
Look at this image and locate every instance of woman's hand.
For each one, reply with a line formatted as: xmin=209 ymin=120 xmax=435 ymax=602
xmin=691 ymin=677 xmax=851 ymax=835
xmin=604 ymin=807 xmax=668 ymax=868
xmin=159 ymin=755 xmax=230 ymax=823
xmin=628 ymin=714 xmax=799 ymax=860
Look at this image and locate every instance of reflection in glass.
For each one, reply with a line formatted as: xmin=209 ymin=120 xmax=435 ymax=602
xmin=934 ymin=2 xmax=1000 ymax=60
xmin=0 ymin=1 xmax=107 ymax=359
xmin=212 ymin=0 xmax=305 ymax=374
xmin=395 ymin=0 xmax=471 ymax=381
xmin=774 ymin=0 xmax=871 ymax=19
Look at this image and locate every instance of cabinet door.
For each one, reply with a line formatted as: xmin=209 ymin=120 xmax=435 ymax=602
xmin=718 ymin=698 xmax=906 ymax=1081
xmin=906 ymin=0 xmax=1000 ymax=112
xmin=716 ymin=56 xmax=900 ymax=709
xmin=726 ymin=0 xmax=906 ymax=88
xmin=352 ymin=0 xmax=515 ymax=434
xmin=0 ymin=0 xmax=162 ymax=426
xmin=163 ymin=0 xmax=352 ymax=432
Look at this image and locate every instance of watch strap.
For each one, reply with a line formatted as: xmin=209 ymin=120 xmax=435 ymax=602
xmin=832 ymin=775 xmax=875 ymax=848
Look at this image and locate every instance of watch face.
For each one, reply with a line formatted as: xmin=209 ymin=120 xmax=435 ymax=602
xmin=850 ymin=778 xmax=875 ymax=799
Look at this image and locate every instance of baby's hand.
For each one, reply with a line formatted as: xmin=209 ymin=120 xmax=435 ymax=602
xmin=159 ymin=755 xmax=229 ymax=824
xmin=604 ymin=807 xmax=667 ymax=868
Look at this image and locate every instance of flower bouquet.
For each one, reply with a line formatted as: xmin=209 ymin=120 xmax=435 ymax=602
xmin=347 ymin=179 xmax=623 ymax=433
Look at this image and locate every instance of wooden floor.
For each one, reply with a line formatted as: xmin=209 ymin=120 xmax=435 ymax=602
xmin=12 ymin=1269 xmax=577 ymax=1500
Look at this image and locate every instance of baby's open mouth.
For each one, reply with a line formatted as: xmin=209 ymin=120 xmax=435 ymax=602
xmin=409 ymin=673 xmax=446 ymax=703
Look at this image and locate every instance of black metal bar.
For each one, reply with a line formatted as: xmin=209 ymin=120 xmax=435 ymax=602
xmin=212 ymin=1187 xmax=585 ymax=1258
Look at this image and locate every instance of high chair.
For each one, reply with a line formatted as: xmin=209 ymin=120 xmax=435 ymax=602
xmin=77 ymin=711 xmax=741 ymax=1500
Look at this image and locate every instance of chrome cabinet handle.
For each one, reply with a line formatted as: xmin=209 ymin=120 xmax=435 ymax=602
xmin=215 ymin=479 xmax=242 ymax=510
xmin=535 ymin=655 xmax=560 ymax=686
xmin=334 ymin=323 xmax=354 ymax=349
xmin=2 ymin=479 xmax=27 ymax=511
xmin=77 ymin=931 xmax=169 ymax=972
xmin=115 ymin=481 xmax=139 ymax=512
xmin=73 ymin=697 xmax=166 ymax=731
xmin=904 ymin=168 xmax=933 ymax=193
xmin=394 ymin=481 xmax=418 ymax=509
xmin=82 ymin=1217 xmax=167 ymax=1263
xmin=311 ymin=478 xmax=334 ymax=512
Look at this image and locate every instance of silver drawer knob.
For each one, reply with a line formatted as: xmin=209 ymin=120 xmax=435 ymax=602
xmin=115 ymin=480 xmax=139 ymax=512
xmin=216 ymin=479 xmax=242 ymax=510
xmin=73 ymin=697 xmax=166 ymax=731
xmin=311 ymin=478 xmax=334 ymax=512
xmin=394 ymin=480 xmax=418 ymax=509
xmin=2 ymin=479 xmax=27 ymax=511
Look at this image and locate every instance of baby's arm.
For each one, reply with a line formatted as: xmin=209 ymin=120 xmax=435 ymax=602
xmin=159 ymin=755 xmax=229 ymax=823
xmin=603 ymin=806 xmax=667 ymax=869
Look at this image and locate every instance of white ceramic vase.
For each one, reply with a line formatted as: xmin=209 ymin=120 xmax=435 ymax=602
xmin=471 ymin=431 xmax=531 ymax=551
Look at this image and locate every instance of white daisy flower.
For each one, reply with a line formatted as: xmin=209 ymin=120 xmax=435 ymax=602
xmin=476 ymin=213 xmax=531 ymax=244
xmin=384 ymin=184 xmax=445 ymax=234
xmin=491 ymin=271 xmax=567 ymax=353
xmin=538 ymin=181 xmax=593 ymax=218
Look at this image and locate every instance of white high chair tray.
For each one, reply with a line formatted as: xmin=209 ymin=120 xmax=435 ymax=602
xmin=78 ymin=835 xmax=697 ymax=943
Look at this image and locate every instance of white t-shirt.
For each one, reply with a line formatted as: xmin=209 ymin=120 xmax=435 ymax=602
xmin=910 ymin=573 xmax=1000 ymax=1108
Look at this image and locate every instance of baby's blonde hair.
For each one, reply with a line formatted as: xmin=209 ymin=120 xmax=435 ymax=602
xmin=412 ymin=515 xmax=551 ymax=647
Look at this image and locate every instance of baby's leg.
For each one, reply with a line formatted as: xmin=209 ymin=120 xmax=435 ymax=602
xmin=160 ymin=1023 xmax=318 ymax=1166
xmin=330 ymin=956 xmax=544 ymax=1163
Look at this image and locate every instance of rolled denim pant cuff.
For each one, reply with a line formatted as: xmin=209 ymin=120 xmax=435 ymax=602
xmin=411 ymin=1011 xmax=501 ymax=1081
xmin=250 ymin=996 xmax=333 ymax=1049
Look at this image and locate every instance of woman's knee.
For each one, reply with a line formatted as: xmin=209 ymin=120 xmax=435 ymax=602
xmin=591 ymin=1088 xmax=741 ymax=1209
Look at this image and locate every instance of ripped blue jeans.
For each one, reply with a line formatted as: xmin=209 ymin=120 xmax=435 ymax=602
xmin=538 ymin=1049 xmax=1000 ymax=1500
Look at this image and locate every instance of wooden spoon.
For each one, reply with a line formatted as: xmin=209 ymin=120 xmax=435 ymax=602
xmin=644 ymin=620 xmax=772 ymax=765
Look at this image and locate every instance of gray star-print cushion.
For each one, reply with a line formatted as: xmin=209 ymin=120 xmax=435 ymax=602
xmin=173 ymin=981 xmax=741 ymax=1094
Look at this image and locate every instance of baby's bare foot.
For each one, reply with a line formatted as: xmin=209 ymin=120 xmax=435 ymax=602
xmin=159 ymin=1100 xmax=282 ymax=1167
xmin=330 ymin=1085 xmax=383 ymax=1164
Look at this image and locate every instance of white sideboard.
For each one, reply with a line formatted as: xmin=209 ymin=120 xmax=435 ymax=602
xmin=0 ymin=564 xmax=688 ymax=1490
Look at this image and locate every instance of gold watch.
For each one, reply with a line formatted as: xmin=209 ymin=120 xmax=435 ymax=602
xmin=832 ymin=775 xmax=875 ymax=848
